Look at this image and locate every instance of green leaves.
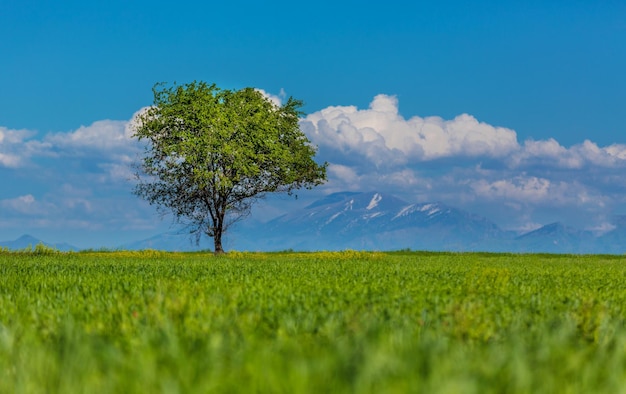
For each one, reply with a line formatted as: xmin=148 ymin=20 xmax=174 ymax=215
xmin=132 ymin=82 xmax=327 ymax=252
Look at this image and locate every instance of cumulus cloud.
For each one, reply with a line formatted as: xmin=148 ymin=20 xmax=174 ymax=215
xmin=0 ymin=152 xmax=21 ymax=168
xmin=301 ymin=94 xmax=626 ymax=176
xmin=0 ymin=127 xmax=37 ymax=167
xmin=45 ymin=120 xmax=130 ymax=151
xmin=42 ymin=114 xmax=144 ymax=164
xmin=470 ymin=176 xmax=552 ymax=203
xmin=467 ymin=175 xmax=607 ymax=208
xmin=509 ymin=139 xmax=626 ymax=169
xmin=255 ymin=88 xmax=286 ymax=107
xmin=0 ymin=110 xmax=143 ymax=183
xmin=301 ymin=94 xmax=520 ymax=166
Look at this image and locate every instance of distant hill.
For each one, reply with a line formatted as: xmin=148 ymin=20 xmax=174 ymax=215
xmin=0 ymin=234 xmax=78 ymax=252
xmin=117 ymin=192 xmax=626 ymax=254
xmin=513 ymin=222 xmax=596 ymax=254
xmin=120 ymin=231 xmax=213 ymax=252
xmin=9 ymin=192 xmax=622 ymax=254
xmin=233 ymin=191 xmax=515 ymax=252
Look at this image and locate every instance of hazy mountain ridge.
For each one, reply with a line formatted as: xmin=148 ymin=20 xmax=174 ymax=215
xmin=4 ymin=192 xmax=626 ymax=254
xmin=238 ymin=192 xmax=626 ymax=254
xmin=240 ymin=192 xmax=511 ymax=251
xmin=0 ymin=234 xmax=78 ymax=252
xmin=225 ymin=191 xmax=625 ymax=254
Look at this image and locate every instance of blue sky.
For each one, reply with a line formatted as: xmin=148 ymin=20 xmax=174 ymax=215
xmin=1 ymin=1 xmax=626 ymax=247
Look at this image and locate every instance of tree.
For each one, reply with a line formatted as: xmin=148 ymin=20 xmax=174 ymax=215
xmin=132 ymin=82 xmax=327 ymax=254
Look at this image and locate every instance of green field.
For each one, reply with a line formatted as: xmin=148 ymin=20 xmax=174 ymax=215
xmin=1 ymin=249 xmax=625 ymax=393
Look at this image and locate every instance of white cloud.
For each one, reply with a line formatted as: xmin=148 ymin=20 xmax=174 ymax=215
xmin=509 ymin=139 xmax=626 ymax=169
xmin=508 ymin=139 xmax=572 ymax=168
xmin=0 ymin=194 xmax=51 ymax=215
xmin=0 ymin=111 xmax=144 ymax=193
xmin=98 ymin=161 xmax=135 ymax=183
xmin=325 ymin=163 xmax=429 ymax=195
xmin=0 ymin=111 xmax=142 ymax=171
xmin=327 ymin=164 xmax=360 ymax=190
xmin=0 ymin=153 xmax=21 ymax=168
xmin=587 ymin=222 xmax=617 ymax=235
xmin=44 ymin=119 xmax=139 ymax=157
xmin=0 ymin=127 xmax=34 ymax=144
xmin=255 ymin=88 xmax=285 ymax=107
xmin=301 ymin=94 xmax=520 ymax=164
xmin=605 ymin=144 xmax=626 ymax=160
xmin=3 ymin=194 xmax=35 ymax=211
xmin=126 ymin=107 xmax=152 ymax=137
xmin=574 ymin=140 xmax=626 ymax=167
xmin=302 ymin=94 xmax=626 ymax=180
xmin=469 ymin=175 xmax=610 ymax=211
xmin=377 ymin=169 xmax=426 ymax=188
xmin=470 ymin=176 xmax=552 ymax=203
xmin=0 ymin=127 xmax=37 ymax=168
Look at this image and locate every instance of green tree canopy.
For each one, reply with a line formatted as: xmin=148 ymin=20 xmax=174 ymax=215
xmin=132 ymin=82 xmax=327 ymax=253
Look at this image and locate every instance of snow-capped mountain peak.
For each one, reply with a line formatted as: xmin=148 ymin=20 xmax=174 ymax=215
xmin=366 ymin=193 xmax=382 ymax=210
xmin=122 ymin=191 xmax=626 ymax=253
xmin=392 ymin=202 xmax=444 ymax=220
xmin=393 ymin=204 xmax=418 ymax=220
xmin=419 ymin=203 xmax=442 ymax=216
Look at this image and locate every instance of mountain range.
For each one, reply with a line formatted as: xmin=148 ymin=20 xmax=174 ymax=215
xmin=3 ymin=191 xmax=626 ymax=254
xmin=0 ymin=234 xmax=78 ymax=252
xmin=124 ymin=191 xmax=626 ymax=254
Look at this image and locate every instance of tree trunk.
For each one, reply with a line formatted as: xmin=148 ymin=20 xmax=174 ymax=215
xmin=213 ymin=221 xmax=225 ymax=255
xmin=213 ymin=234 xmax=225 ymax=254
xmin=213 ymin=226 xmax=225 ymax=254
xmin=212 ymin=204 xmax=227 ymax=255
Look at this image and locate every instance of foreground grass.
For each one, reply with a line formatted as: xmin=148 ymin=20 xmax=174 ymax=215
xmin=0 ymin=250 xmax=625 ymax=393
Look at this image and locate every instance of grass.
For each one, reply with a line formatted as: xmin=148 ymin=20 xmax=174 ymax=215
xmin=0 ymin=250 xmax=625 ymax=393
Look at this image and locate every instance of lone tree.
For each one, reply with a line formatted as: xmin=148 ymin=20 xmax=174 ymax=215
xmin=132 ymin=82 xmax=327 ymax=253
